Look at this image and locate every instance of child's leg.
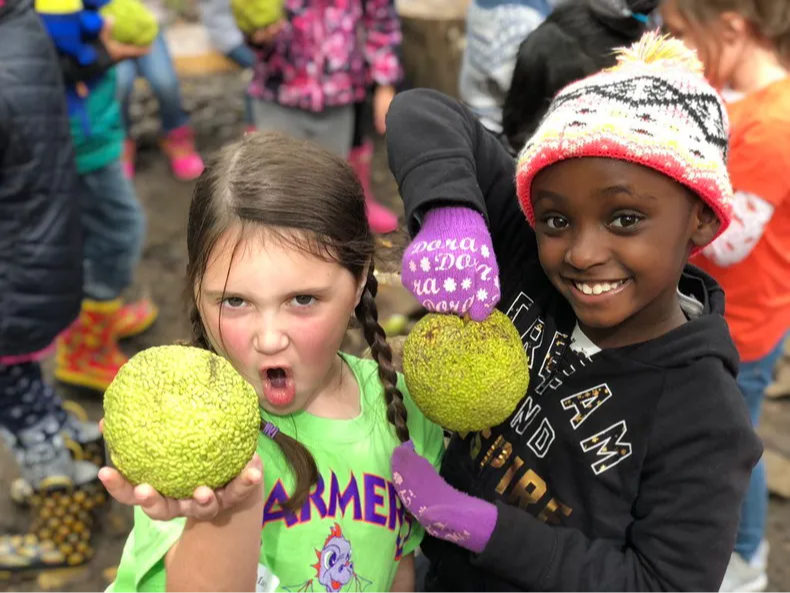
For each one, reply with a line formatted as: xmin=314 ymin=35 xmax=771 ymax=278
xmin=115 ymin=57 xmax=139 ymax=132
xmin=55 ymin=161 xmax=146 ymax=392
xmin=251 ymin=100 xmax=314 ymax=142
xmin=0 ymin=361 xmax=108 ymax=576
xmin=80 ymin=161 xmax=145 ymax=300
xmin=134 ymin=31 xmax=204 ymax=180
xmin=224 ymin=44 xmax=256 ymax=129
xmin=733 ymin=335 xmax=786 ymax=558
xmin=115 ymin=58 xmax=140 ymax=179
xmin=347 ymin=94 xmax=399 ymax=234
xmin=0 ymin=361 xmax=74 ymax=487
xmin=304 ymin=104 xmax=355 ymax=157
xmin=135 ymin=31 xmax=189 ymax=133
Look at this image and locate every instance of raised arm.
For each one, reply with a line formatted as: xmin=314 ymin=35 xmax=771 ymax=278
xmin=385 ymin=89 xmax=534 ymax=320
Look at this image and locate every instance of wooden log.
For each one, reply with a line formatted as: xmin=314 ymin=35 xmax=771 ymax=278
xmin=759 ymin=399 xmax=790 ymax=498
xmin=397 ymin=0 xmax=470 ymax=20
xmin=166 ymin=23 xmax=239 ymax=77
xmin=766 ymin=336 xmax=790 ymax=399
xmin=397 ymin=0 xmax=471 ymax=98
xmin=765 ymin=449 xmax=790 ymax=499
xmin=760 ymin=401 xmax=790 ymax=458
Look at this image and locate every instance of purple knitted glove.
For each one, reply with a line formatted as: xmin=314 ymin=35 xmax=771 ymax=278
xmin=391 ymin=441 xmax=497 ymax=554
xmin=402 ymin=207 xmax=500 ymax=321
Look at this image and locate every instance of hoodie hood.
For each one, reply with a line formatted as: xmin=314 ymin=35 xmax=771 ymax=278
xmin=619 ymin=264 xmax=739 ymax=377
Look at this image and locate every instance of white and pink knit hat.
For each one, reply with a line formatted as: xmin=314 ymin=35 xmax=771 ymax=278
xmin=516 ymin=32 xmax=734 ymax=239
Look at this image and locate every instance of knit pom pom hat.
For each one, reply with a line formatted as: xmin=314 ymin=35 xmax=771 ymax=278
xmin=516 ymin=32 xmax=733 ymax=240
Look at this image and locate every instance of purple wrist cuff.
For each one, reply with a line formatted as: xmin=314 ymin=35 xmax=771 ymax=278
xmin=423 ymin=206 xmax=486 ymax=233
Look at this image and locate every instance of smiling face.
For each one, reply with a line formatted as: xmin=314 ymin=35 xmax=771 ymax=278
xmin=196 ymin=226 xmax=366 ymax=415
xmin=531 ymin=157 xmax=719 ymax=348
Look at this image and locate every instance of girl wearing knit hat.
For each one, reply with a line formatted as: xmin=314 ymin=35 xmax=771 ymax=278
xmin=385 ymin=32 xmax=762 ymax=591
xmin=662 ymin=1 xmax=790 ymax=591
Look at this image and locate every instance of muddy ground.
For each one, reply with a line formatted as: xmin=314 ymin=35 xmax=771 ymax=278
xmin=1 ymin=129 xmax=789 ymax=592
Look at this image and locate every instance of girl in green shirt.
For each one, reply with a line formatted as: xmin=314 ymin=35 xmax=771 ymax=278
xmin=100 ymin=131 xmax=445 ymax=592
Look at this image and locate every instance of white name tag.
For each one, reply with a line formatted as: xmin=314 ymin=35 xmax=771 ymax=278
xmin=256 ymin=563 xmax=280 ymax=593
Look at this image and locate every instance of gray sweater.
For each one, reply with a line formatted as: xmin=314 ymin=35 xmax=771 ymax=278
xmin=458 ymin=0 xmax=552 ymax=133
xmin=199 ymin=0 xmax=244 ymax=55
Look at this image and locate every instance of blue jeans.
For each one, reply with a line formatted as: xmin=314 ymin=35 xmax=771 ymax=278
xmin=735 ymin=334 xmax=788 ymax=561
xmin=115 ymin=32 xmax=190 ymax=133
xmin=225 ymin=44 xmax=255 ymax=126
xmin=78 ymin=160 xmax=145 ymax=301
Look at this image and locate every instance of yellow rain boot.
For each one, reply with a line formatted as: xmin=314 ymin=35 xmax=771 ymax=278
xmin=55 ymin=299 xmax=128 ymax=392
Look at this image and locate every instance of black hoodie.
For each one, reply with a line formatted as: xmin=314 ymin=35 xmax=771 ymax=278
xmin=0 ymin=0 xmax=82 ymax=357
xmin=386 ymin=89 xmax=763 ymax=592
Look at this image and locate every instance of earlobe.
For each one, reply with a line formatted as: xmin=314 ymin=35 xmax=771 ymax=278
xmin=690 ymin=204 xmax=721 ymax=248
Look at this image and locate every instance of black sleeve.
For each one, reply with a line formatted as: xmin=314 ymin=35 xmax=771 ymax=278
xmin=472 ymin=364 xmax=762 ymax=591
xmin=0 ymin=97 xmax=8 ymax=163
xmin=59 ymin=42 xmax=114 ymax=85
xmin=385 ymin=88 xmax=534 ymax=258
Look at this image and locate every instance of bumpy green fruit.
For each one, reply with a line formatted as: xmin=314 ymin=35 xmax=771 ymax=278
xmin=231 ymin=0 xmax=284 ymax=35
xmin=403 ymin=311 xmax=530 ymax=432
xmin=103 ymin=345 xmax=260 ymax=499
xmin=100 ymin=0 xmax=159 ymax=47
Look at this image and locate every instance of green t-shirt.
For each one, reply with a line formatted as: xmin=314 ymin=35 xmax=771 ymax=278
xmin=109 ymin=353 xmax=445 ymax=593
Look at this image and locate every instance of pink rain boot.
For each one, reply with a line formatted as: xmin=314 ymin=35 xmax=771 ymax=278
xmin=160 ymin=125 xmax=205 ymax=181
xmin=121 ymin=138 xmax=136 ymax=180
xmin=348 ymin=140 xmax=399 ymax=234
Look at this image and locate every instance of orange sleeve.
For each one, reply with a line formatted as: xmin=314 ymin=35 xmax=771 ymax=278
xmin=728 ymin=119 xmax=790 ymax=207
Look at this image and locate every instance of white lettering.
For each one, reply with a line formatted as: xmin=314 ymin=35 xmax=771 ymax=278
xmin=477 ymin=263 xmax=494 ymax=281
xmin=455 ymin=254 xmax=475 ymax=270
xmin=413 ymin=278 xmax=441 ymax=296
xmin=436 ymin=253 xmax=456 ymax=271
xmin=527 ymin=418 xmax=555 ymax=458
xmin=580 ymin=421 xmax=632 ymax=475
xmin=459 ymin=237 xmax=477 ymax=252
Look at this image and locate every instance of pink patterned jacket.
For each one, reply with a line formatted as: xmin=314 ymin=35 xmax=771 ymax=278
xmin=249 ymin=0 xmax=402 ymax=112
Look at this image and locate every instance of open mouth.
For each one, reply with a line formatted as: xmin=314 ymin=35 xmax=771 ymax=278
xmin=566 ymin=278 xmax=632 ymax=299
xmin=260 ymin=366 xmax=296 ymax=407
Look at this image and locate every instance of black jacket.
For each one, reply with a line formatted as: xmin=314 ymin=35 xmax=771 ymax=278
xmin=386 ymin=89 xmax=763 ymax=592
xmin=0 ymin=0 xmax=82 ymax=357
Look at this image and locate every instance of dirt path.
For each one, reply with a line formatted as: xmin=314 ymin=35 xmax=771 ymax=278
xmin=1 ymin=132 xmax=788 ymax=592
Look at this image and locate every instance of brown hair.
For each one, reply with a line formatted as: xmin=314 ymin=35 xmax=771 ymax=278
xmin=675 ymin=0 xmax=790 ymax=64
xmin=186 ymin=132 xmax=409 ymax=511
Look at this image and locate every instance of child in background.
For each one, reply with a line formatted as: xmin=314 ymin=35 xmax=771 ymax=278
xmin=348 ymin=87 xmax=399 ymax=235
xmin=102 ymin=132 xmax=445 ymax=592
xmin=458 ymin=0 xmax=551 ymax=143
xmin=39 ymin=9 xmax=159 ymax=393
xmin=116 ymin=0 xmax=205 ymax=181
xmin=386 ymin=34 xmax=761 ymax=591
xmin=502 ymin=0 xmax=659 ymax=153
xmin=661 ymin=1 xmax=790 ymax=590
xmin=243 ymin=0 xmax=402 ymax=234
xmin=199 ymin=0 xmax=256 ymax=132
xmin=0 ymin=0 xmax=148 ymax=577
